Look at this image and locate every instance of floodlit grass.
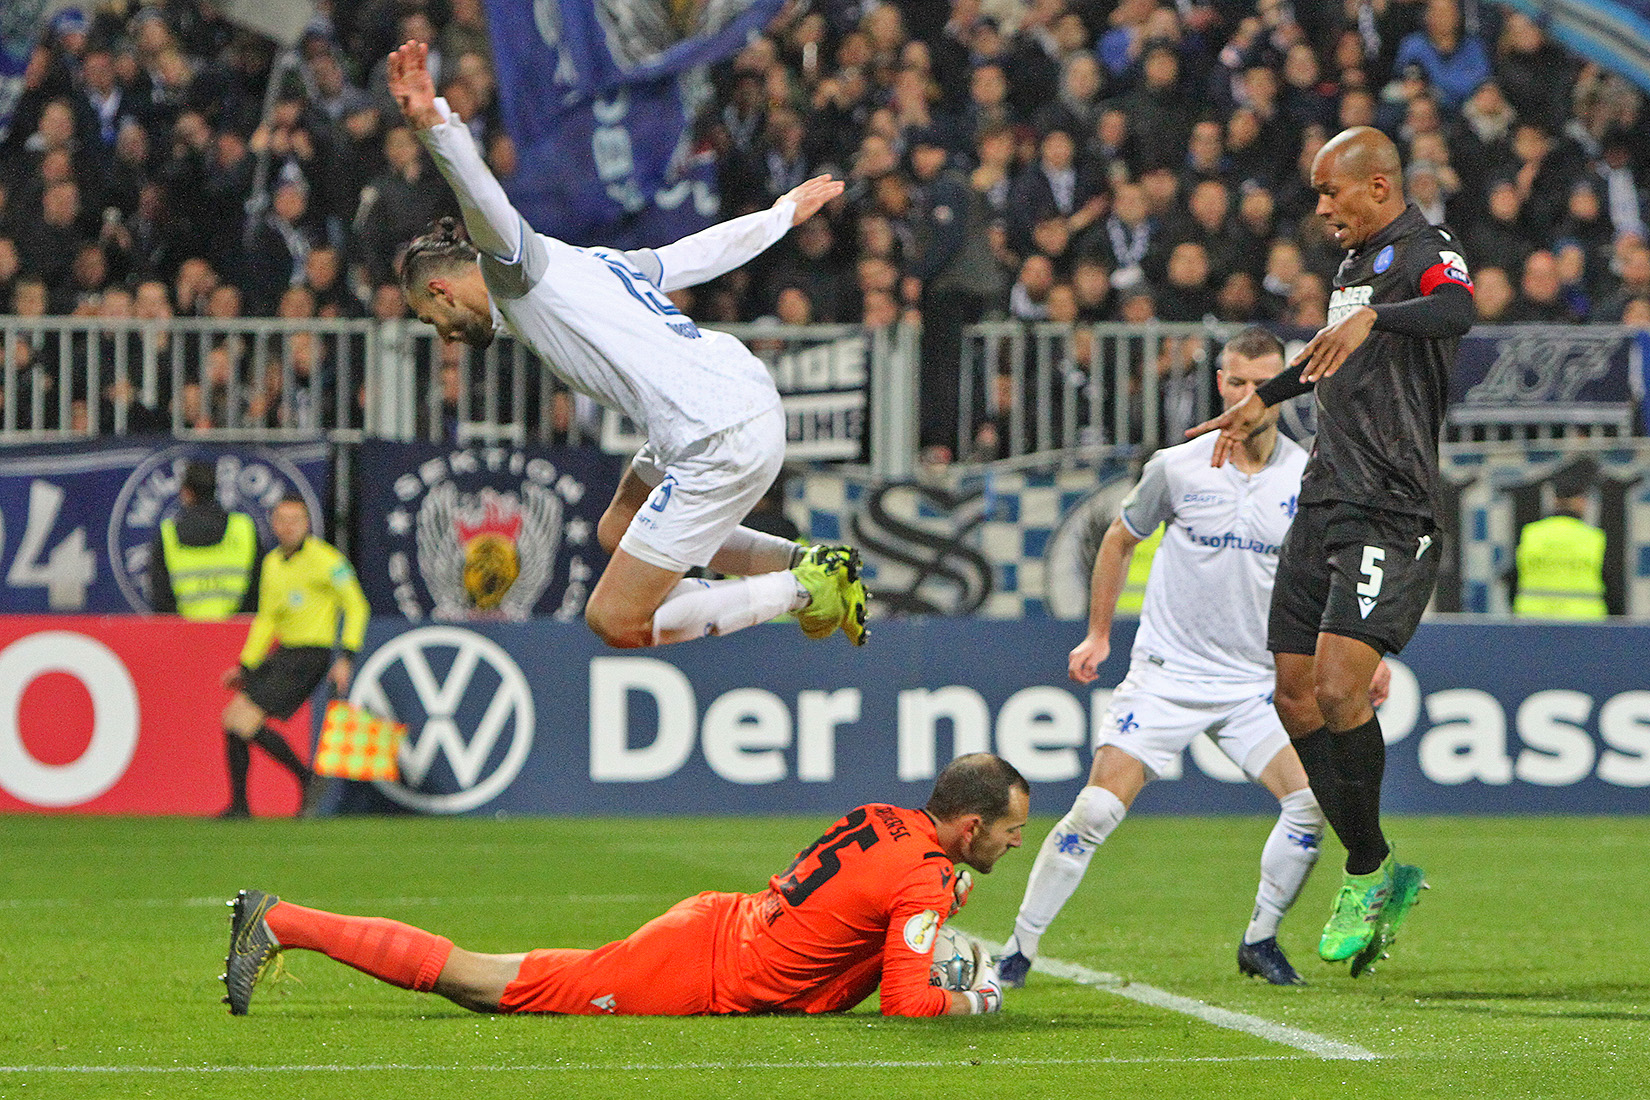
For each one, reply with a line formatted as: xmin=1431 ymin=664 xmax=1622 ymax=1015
xmin=1 ymin=814 xmax=1646 ymax=1099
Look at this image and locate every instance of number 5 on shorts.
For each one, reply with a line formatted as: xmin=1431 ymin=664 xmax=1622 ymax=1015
xmin=1357 ymin=546 xmax=1385 ymax=598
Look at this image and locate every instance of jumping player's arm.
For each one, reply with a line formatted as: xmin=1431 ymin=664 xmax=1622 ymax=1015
xmin=626 ymin=175 xmax=844 ymax=292
xmin=388 ymin=40 xmax=522 ymax=263
xmin=1070 ymin=455 xmax=1170 ymax=683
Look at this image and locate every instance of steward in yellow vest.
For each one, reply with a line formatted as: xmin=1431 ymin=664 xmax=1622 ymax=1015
xmin=149 ymin=462 xmax=260 ymax=619
xmin=1513 ymin=513 xmax=1607 ymax=620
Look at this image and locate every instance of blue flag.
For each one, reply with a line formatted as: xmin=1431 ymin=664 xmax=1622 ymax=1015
xmin=0 ymin=0 xmax=50 ymax=144
xmin=482 ymin=0 xmax=785 ymax=248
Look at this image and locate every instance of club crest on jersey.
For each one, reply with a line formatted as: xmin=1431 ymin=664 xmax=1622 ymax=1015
xmin=1374 ymin=245 xmax=1394 ymax=274
xmin=904 ymin=910 xmax=941 ymax=953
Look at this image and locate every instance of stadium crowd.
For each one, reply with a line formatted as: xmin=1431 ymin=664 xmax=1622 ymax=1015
xmin=1 ymin=0 xmax=1648 ymax=451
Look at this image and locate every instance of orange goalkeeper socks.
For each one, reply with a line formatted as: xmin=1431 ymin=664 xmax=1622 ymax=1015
xmin=266 ymin=901 xmax=453 ymax=992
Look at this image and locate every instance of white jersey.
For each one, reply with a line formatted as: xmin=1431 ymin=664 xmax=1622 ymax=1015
xmin=1118 ymin=431 xmax=1307 ymax=684
xmin=419 ymin=100 xmax=785 ymax=459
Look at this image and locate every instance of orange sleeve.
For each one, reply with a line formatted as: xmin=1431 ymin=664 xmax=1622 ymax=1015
xmin=876 ymin=860 xmax=956 ymax=1017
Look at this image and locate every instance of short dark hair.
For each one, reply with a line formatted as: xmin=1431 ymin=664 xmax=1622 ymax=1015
xmin=400 ymin=216 xmax=479 ymax=297
xmin=1222 ymin=325 xmax=1284 ymax=364
xmin=182 ymin=460 xmax=216 ymax=501
xmin=925 ymin=753 xmax=1029 ymax=827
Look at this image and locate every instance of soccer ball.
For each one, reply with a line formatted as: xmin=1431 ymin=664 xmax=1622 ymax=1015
xmin=928 ymin=924 xmax=984 ymax=991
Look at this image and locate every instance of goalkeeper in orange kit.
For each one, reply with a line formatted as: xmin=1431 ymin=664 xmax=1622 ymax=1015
xmin=222 ymin=753 xmax=1028 ymax=1018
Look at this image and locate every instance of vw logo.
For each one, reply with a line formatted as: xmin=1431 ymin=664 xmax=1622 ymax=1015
xmin=352 ymin=626 xmax=535 ymax=813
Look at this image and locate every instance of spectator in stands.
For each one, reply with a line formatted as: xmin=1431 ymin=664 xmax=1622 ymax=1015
xmin=1034 ymin=51 xmax=1103 ymax=138
xmin=1085 ymin=180 xmax=1157 ymax=295
xmin=1503 ymin=250 xmax=1578 ymax=323
xmin=909 ymin=128 xmax=1003 ymax=456
xmin=1392 ymin=0 xmax=1489 ymax=112
xmin=1009 ymin=253 xmax=1056 ymax=321
xmin=1007 ymin=128 xmax=1103 ymax=258
xmin=1466 ymin=177 xmax=1534 ymax=276
xmin=242 ymin=177 xmax=321 ymax=314
xmin=1473 ymin=266 xmax=1515 ymax=322
xmin=302 ymin=245 xmax=362 ymax=318
xmin=19 ymin=180 xmax=85 ymax=310
xmin=1176 ymin=179 xmax=1243 ymax=278
xmin=353 ymin=124 xmax=457 ymax=288
xmin=1157 ymin=241 xmax=1217 ymax=322
xmin=1119 ymin=42 xmax=1195 ymax=172
xmin=1071 ymin=255 xmax=1112 ymax=322
xmin=1595 ymin=241 xmax=1650 ymax=323
xmin=1495 ymin=11 xmax=1575 ymax=131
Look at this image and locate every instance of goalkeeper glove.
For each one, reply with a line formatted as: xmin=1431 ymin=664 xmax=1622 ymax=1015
xmin=948 ymin=868 xmax=973 ymax=917
xmin=963 ymin=961 xmax=1003 ymax=1015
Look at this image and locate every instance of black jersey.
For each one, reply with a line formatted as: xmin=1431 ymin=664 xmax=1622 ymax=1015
xmin=1300 ymin=205 xmax=1473 ymax=520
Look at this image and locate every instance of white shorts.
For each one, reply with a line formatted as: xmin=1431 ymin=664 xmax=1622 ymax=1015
xmin=618 ymin=406 xmax=786 ymax=572
xmin=1096 ymin=664 xmax=1290 ymax=783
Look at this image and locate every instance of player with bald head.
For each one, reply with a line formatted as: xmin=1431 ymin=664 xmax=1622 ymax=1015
xmin=1188 ymin=125 xmax=1475 ymax=976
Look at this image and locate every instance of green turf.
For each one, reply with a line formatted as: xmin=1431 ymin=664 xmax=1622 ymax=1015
xmin=1 ymin=814 xmax=1646 ymax=1099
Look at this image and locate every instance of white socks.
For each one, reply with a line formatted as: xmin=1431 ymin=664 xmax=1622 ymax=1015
xmin=1006 ymin=784 xmax=1127 ymax=961
xmin=1244 ymin=787 xmax=1325 ymax=945
xmin=706 ymin=526 xmax=800 ymax=576
xmin=650 ymin=571 xmax=808 ymax=645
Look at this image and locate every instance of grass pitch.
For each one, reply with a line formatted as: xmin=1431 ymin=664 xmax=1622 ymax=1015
xmin=1 ymin=813 xmax=1646 ymax=1099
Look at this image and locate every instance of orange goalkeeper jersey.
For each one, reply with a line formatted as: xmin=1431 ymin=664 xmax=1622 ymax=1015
xmin=716 ymin=803 xmax=958 ymax=1017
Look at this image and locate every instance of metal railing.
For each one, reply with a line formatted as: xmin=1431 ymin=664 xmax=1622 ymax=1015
xmin=2 ymin=315 xmax=1642 ymax=468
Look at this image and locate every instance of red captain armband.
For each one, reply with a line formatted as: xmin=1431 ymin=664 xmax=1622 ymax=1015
xmin=1420 ymin=253 xmax=1474 ymax=297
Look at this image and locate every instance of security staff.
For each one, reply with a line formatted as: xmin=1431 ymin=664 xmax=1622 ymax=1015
xmin=218 ymin=494 xmax=370 ymax=818
xmin=149 ymin=462 xmax=260 ymax=619
xmin=1513 ymin=463 xmax=1607 ymax=620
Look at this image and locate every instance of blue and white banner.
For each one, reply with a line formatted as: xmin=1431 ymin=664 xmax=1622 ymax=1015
xmin=0 ymin=438 xmax=328 ymax=612
xmin=1451 ymin=325 xmax=1638 ymax=427
xmin=0 ymin=0 xmax=50 ymax=144
xmin=484 ymin=0 xmax=785 ymax=247
xmin=324 ymin=617 xmax=1650 ymax=817
xmin=355 ymin=441 xmax=621 ymax=622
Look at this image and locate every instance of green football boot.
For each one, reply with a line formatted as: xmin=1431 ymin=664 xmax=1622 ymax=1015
xmin=1318 ymin=857 xmax=1393 ymax=962
xmin=1349 ymin=861 xmax=1428 ymax=978
xmin=836 ymin=550 xmax=869 ymax=647
xmin=792 ymin=545 xmax=860 ymax=641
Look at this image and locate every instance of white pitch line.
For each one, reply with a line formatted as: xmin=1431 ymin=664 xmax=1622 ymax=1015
xmin=0 ymin=1055 xmax=1304 ymax=1074
xmin=972 ymin=936 xmax=1378 ymax=1062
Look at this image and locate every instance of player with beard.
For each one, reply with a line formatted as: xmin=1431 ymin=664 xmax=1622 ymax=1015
xmin=385 ymin=40 xmax=866 ymax=652
xmin=1189 ymin=126 xmax=1474 ymax=975
xmin=221 ymin=754 xmax=1028 ymax=1017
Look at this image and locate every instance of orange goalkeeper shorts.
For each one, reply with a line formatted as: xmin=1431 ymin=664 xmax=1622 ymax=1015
xmin=499 ymin=891 xmax=736 ymax=1015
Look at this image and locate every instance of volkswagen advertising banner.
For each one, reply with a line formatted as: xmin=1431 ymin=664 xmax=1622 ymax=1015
xmin=320 ymin=617 xmax=1648 ymax=817
xmin=0 ymin=438 xmax=328 ymax=613
xmin=354 ymin=441 xmax=622 ymax=622
xmin=4 ymin=617 xmax=1646 ymax=817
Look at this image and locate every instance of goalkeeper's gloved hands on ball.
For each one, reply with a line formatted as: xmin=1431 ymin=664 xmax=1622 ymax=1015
xmin=948 ymin=868 xmax=973 ymax=917
xmin=964 ymin=961 xmax=1003 ymax=1014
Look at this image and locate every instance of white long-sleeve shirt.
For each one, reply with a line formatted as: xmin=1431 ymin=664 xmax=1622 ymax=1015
xmin=1119 ymin=431 xmax=1308 ymax=684
xmin=418 ymin=99 xmax=788 ymax=458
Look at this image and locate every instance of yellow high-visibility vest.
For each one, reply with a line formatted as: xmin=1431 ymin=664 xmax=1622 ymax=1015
xmin=160 ymin=512 xmax=257 ymax=620
xmin=1118 ymin=523 xmax=1165 ymax=614
xmin=1513 ymin=514 xmax=1607 ymax=620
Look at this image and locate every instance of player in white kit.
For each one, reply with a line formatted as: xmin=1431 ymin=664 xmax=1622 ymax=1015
xmin=998 ymin=328 xmax=1387 ymax=986
xmin=386 ymin=41 xmax=865 ymax=650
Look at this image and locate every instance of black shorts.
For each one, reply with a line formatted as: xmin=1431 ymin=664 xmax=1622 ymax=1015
xmin=242 ymin=646 xmax=333 ymax=720
xmin=1269 ymin=501 xmax=1440 ymax=657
